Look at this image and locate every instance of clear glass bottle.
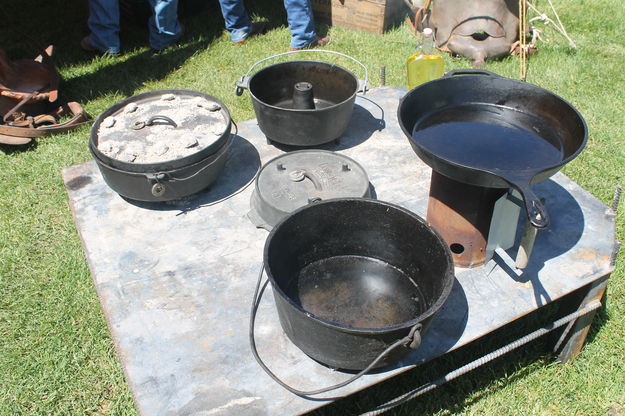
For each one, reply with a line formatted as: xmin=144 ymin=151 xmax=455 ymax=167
xmin=406 ymin=28 xmax=445 ymax=89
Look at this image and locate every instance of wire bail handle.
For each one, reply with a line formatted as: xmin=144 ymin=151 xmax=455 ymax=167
xmin=235 ymin=50 xmax=369 ymax=96
xmin=250 ymin=264 xmax=423 ymax=399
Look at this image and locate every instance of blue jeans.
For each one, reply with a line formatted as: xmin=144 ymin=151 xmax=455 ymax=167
xmin=87 ymin=0 xmax=182 ymax=53
xmin=284 ymin=0 xmax=317 ymax=49
xmin=218 ymin=0 xmax=316 ymax=47
xmin=218 ymin=0 xmax=252 ymax=43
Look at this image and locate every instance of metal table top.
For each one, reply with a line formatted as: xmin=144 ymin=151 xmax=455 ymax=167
xmin=63 ymin=87 xmax=616 ymax=416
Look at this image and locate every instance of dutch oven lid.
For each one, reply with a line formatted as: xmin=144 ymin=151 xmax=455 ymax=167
xmin=90 ymin=89 xmax=231 ymax=172
xmin=248 ymin=150 xmax=371 ymax=230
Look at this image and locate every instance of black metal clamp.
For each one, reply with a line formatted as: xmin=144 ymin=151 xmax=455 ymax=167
xmin=145 ymin=172 xmax=168 ymax=197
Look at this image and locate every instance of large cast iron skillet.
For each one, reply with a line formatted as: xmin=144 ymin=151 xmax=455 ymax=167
xmin=398 ymin=70 xmax=587 ymax=228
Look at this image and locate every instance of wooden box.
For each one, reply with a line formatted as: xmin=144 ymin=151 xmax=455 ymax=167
xmin=310 ymin=0 xmax=407 ymax=34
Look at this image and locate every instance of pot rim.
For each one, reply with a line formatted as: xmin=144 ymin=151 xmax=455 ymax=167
xmin=263 ymin=197 xmax=455 ymax=335
xmin=90 ymin=89 xmax=232 ymax=172
xmin=248 ymin=60 xmax=359 ymax=113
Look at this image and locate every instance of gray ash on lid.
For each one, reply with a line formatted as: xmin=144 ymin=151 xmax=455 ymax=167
xmin=96 ymin=94 xmax=228 ymax=164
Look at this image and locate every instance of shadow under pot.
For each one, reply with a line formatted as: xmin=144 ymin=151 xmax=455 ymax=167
xmin=89 ymin=89 xmax=232 ymax=202
xmin=263 ymin=198 xmax=455 ymax=370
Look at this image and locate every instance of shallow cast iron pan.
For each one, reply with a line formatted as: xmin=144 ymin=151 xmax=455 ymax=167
xmin=398 ymin=70 xmax=587 ymax=228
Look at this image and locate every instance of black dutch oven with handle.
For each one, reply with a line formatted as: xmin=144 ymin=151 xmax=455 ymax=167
xmin=398 ymin=69 xmax=588 ymax=229
xmin=89 ymin=89 xmax=232 ymax=202
xmin=250 ymin=198 xmax=455 ymax=397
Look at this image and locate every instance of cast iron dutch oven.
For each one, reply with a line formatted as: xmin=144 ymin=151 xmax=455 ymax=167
xmin=236 ymin=50 xmax=368 ymax=146
xmin=398 ymin=70 xmax=587 ymax=228
xmin=90 ymin=89 xmax=232 ymax=202
xmin=255 ymin=198 xmax=455 ymax=373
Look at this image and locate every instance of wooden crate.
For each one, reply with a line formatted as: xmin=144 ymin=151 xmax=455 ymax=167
xmin=311 ymin=0 xmax=407 ymax=34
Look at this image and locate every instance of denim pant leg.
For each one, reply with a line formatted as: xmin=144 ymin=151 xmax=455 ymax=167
xmin=218 ymin=0 xmax=252 ymax=43
xmin=87 ymin=0 xmax=121 ymax=54
xmin=284 ymin=0 xmax=316 ymax=49
xmin=148 ymin=0 xmax=183 ymax=51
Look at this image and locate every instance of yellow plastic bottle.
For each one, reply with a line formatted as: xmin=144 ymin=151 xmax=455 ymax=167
xmin=406 ymin=28 xmax=445 ymax=89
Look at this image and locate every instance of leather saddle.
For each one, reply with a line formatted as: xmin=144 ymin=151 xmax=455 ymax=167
xmin=0 ymin=45 xmax=89 ymax=145
xmin=410 ymin=0 xmax=523 ymax=67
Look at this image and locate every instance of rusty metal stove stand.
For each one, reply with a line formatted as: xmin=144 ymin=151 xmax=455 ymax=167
xmin=426 ymin=171 xmax=507 ymax=267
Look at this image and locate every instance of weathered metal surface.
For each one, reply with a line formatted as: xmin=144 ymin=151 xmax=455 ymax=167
xmin=63 ymin=87 xmax=616 ymax=415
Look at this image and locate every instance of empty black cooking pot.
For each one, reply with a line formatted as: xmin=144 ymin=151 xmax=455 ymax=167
xmin=236 ymin=51 xmax=368 ymax=146
xmin=263 ymin=198 xmax=454 ymax=370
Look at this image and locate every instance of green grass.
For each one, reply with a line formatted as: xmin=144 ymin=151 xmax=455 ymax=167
xmin=1 ymin=0 xmax=624 ymax=414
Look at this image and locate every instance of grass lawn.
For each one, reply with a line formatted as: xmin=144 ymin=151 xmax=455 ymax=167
xmin=1 ymin=0 xmax=623 ymax=414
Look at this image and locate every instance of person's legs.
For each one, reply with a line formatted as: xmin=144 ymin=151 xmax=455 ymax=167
xmin=148 ymin=0 xmax=183 ymax=51
xmin=86 ymin=0 xmax=121 ymax=54
xmin=284 ymin=0 xmax=316 ymax=49
xmin=218 ymin=0 xmax=253 ymax=43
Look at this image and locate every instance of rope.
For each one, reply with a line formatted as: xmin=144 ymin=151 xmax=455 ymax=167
xmin=519 ymin=0 xmax=528 ymax=80
xmin=526 ymin=1 xmax=577 ymax=49
xmin=546 ymin=0 xmax=570 ymax=44
xmin=359 ymin=299 xmax=602 ymax=415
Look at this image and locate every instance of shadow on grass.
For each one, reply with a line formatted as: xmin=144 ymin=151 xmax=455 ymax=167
xmin=307 ymin=344 xmax=553 ymax=415
xmin=0 ymin=0 xmax=283 ymax=102
xmin=0 ymin=0 xmax=328 ymax=108
xmin=0 ymin=141 xmax=38 ymax=154
xmin=64 ymin=36 xmax=215 ymax=103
